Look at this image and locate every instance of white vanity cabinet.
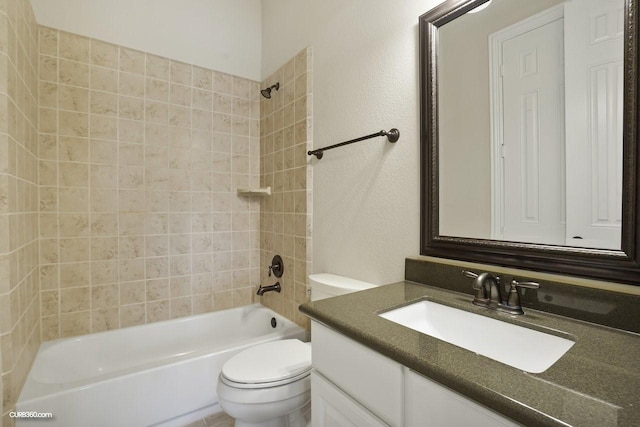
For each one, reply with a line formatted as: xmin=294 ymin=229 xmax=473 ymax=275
xmin=405 ymin=370 xmax=520 ymax=427
xmin=312 ymin=321 xmax=403 ymax=426
xmin=311 ymin=372 xmax=389 ymax=427
xmin=311 ymin=321 xmax=520 ymax=427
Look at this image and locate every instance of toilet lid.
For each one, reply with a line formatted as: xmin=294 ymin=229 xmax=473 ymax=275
xmin=221 ymin=339 xmax=311 ymax=385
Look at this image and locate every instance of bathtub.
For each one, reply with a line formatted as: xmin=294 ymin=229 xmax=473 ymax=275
xmin=16 ymin=304 xmax=306 ymax=427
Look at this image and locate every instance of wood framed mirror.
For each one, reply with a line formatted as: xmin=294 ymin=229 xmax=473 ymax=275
xmin=420 ymin=0 xmax=640 ymax=285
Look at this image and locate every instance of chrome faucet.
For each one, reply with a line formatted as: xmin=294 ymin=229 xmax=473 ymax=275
xmin=462 ymin=270 xmax=539 ymax=315
xmin=257 ymin=282 xmax=281 ymax=296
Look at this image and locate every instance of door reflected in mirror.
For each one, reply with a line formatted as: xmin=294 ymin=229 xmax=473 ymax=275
xmin=438 ymin=0 xmax=623 ymax=250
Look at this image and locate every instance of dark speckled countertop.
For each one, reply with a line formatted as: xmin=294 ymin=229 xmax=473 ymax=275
xmin=299 ymin=281 xmax=640 ymax=427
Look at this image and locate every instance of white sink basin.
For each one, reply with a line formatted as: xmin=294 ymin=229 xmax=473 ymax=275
xmin=379 ymin=300 xmax=574 ymax=373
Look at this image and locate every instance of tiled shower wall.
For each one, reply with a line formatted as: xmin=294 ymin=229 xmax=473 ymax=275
xmin=259 ymin=48 xmax=312 ymax=329
xmin=37 ymin=27 xmax=262 ymax=340
xmin=0 ymin=0 xmax=40 ymax=423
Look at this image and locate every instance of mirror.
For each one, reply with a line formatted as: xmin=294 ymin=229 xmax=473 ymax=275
xmin=420 ymin=0 xmax=640 ymax=284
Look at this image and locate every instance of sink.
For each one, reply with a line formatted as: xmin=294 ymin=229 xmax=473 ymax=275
xmin=379 ymin=300 xmax=574 ymax=373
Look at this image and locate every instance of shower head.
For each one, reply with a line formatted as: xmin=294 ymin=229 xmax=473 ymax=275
xmin=261 ymin=82 xmax=280 ymax=99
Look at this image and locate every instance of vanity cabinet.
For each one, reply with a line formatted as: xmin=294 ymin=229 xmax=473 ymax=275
xmin=312 ymin=320 xmax=403 ymax=426
xmin=311 ymin=371 xmax=388 ymax=427
xmin=405 ymin=370 xmax=519 ymax=427
xmin=311 ymin=321 xmax=519 ymax=427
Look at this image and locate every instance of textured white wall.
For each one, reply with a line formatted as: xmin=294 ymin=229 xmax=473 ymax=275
xmin=262 ymin=0 xmax=445 ymax=285
xmin=30 ymin=0 xmax=262 ymax=81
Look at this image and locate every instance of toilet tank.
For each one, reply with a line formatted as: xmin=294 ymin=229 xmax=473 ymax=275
xmin=308 ymin=274 xmax=376 ymax=301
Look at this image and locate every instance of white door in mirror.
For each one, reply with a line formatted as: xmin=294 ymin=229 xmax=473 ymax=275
xmin=500 ymin=17 xmax=565 ymax=245
xmin=565 ymin=0 xmax=623 ymax=250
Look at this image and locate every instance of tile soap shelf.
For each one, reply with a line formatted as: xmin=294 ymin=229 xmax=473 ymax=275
xmin=237 ymin=187 xmax=271 ymax=197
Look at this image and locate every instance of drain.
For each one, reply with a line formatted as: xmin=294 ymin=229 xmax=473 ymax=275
xmin=270 ymin=317 xmax=277 ymax=328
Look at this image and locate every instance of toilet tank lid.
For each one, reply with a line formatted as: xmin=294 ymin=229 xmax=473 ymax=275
xmin=308 ymin=273 xmax=376 ymax=295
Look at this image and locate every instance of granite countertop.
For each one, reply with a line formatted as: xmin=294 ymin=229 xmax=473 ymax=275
xmin=299 ymin=281 xmax=640 ymax=427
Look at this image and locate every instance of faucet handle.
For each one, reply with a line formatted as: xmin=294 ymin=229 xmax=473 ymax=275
xmin=506 ymin=279 xmax=540 ymax=309
xmin=462 ymin=270 xmax=478 ymax=278
xmin=268 ymin=255 xmax=284 ymax=278
xmin=463 ymin=270 xmax=488 ymax=301
xmin=462 ymin=270 xmax=482 ymax=290
xmin=511 ymin=280 xmax=539 ymax=290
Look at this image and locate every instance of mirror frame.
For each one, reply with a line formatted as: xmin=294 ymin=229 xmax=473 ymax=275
xmin=420 ymin=0 xmax=640 ymax=285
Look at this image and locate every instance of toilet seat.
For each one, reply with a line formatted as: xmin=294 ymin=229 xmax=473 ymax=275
xmin=220 ymin=339 xmax=311 ymax=390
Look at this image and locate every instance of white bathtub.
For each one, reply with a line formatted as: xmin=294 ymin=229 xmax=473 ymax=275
xmin=17 ymin=304 xmax=306 ymax=427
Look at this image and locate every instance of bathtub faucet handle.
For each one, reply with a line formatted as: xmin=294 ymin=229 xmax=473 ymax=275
xmin=268 ymin=255 xmax=284 ymax=278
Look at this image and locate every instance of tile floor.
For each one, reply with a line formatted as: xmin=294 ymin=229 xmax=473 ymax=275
xmin=182 ymin=411 xmax=234 ymax=427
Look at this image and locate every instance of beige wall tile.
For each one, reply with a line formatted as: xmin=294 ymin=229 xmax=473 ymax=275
xmin=146 ymin=54 xmax=170 ymax=81
xmin=193 ymin=66 xmax=212 ymax=90
xmin=118 ymin=118 xmax=144 ymax=143
xmin=170 ymin=61 xmax=191 ymax=85
xmin=35 ymin=28 xmax=277 ymax=343
xmin=59 ymin=162 xmax=88 ymax=187
xmin=120 ymin=281 xmax=145 ymax=305
xmin=38 ymin=134 xmax=58 ymax=161
xmin=91 ymin=39 xmax=119 ymax=69
xmin=59 ymin=238 xmax=90 ymax=263
xmin=40 ymin=55 xmax=57 ymax=82
xmin=145 ymin=101 xmax=168 ymax=124
xmin=91 ymin=260 xmax=118 ymax=285
xmin=90 ymin=140 xmax=117 ymax=165
xmin=39 ymin=27 xmax=58 ymax=56
xmin=193 ymin=89 xmax=212 ymax=111
xmin=59 ymin=111 xmax=88 ymax=137
xmin=90 ymin=91 xmax=117 ymax=116
xmin=91 ymin=67 xmax=118 ymax=93
xmin=39 ymin=107 xmax=56 ymax=133
xmin=59 ymin=187 xmax=88 ymax=211
xmin=91 ymin=285 xmax=119 ymax=308
xmin=89 ymin=115 xmax=117 ymax=140
xmin=119 ymin=48 xmax=145 ymax=75
xmin=213 ymin=72 xmax=232 ymax=95
xmin=90 ymin=188 xmax=118 ymax=213
xmin=259 ymin=48 xmax=312 ymax=329
xmin=2 ymin=6 xmax=42 ymax=409
xmin=59 ymin=31 xmax=90 ymax=63
xmin=146 ymin=78 xmax=169 ymax=102
xmin=39 ymin=81 xmax=57 ymax=108
xmin=91 ymin=237 xmax=118 ymax=260
xmin=146 ymin=300 xmax=169 ymax=322
xmin=60 ymin=286 xmax=90 ymax=313
xmin=59 ymin=59 xmax=89 ymax=88
xmin=118 ymin=96 xmax=144 ymax=121
xmin=170 ymin=83 xmax=191 ymax=106
xmin=120 ymin=303 xmax=145 ymax=327
xmin=60 ymin=262 xmax=90 ymax=288
xmin=91 ymin=307 xmax=119 ymax=332
xmin=119 ymin=72 xmax=144 ymax=98
xmin=41 ymin=315 xmax=60 ymax=340
xmin=59 ymin=137 xmax=89 ymax=162
xmin=60 ymin=311 xmax=90 ymax=337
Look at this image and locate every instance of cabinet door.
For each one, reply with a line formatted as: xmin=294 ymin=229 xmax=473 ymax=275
xmin=311 ymin=371 xmax=389 ymax=427
xmin=405 ymin=370 xmax=520 ymax=427
xmin=312 ymin=321 xmax=403 ymax=426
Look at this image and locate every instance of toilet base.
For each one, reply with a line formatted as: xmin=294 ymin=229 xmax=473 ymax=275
xmin=234 ymin=401 xmax=310 ymax=427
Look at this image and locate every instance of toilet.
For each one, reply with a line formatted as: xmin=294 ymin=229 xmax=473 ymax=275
xmin=216 ymin=274 xmax=376 ymax=427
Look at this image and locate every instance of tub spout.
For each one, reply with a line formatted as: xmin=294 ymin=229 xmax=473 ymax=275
xmin=257 ymin=282 xmax=281 ymax=296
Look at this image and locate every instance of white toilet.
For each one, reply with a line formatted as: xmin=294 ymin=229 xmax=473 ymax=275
xmin=216 ymin=274 xmax=375 ymax=427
